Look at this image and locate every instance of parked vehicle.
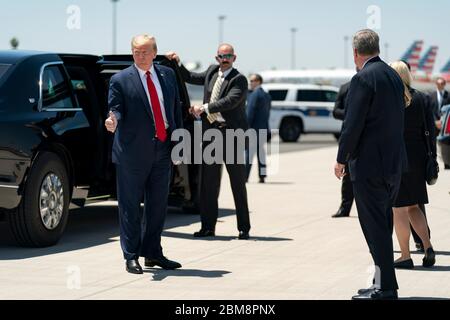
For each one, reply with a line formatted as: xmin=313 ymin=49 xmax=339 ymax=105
xmin=437 ymin=104 xmax=450 ymax=169
xmin=262 ymin=83 xmax=341 ymax=142
xmin=0 ymin=51 xmax=200 ymax=247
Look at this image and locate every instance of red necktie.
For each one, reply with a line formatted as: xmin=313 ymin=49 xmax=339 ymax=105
xmin=145 ymin=71 xmax=167 ymax=142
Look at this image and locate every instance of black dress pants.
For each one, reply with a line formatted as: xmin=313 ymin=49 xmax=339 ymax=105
xmin=352 ymin=175 xmax=401 ymax=291
xmin=200 ymin=125 xmax=251 ymax=233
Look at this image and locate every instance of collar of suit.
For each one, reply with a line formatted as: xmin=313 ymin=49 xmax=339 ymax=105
xmin=219 ymin=67 xmax=233 ymax=79
xmin=362 ymin=55 xmax=381 ymax=69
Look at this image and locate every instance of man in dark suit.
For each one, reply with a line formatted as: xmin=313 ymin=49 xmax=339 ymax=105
xmin=166 ymin=44 xmax=251 ymax=240
xmin=105 ymin=35 xmax=183 ymax=274
xmin=429 ymin=77 xmax=449 ymax=132
xmin=245 ymin=74 xmax=271 ymax=183
xmin=331 ymin=81 xmax=353 ymax=218
xmin=335 ymin=29 xmax=407 ymax=300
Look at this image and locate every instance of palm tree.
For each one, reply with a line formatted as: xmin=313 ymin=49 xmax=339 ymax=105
xmin=10 ymin=37 xmax=19 ymax=50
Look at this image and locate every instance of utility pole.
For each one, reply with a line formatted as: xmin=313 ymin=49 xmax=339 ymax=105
xmin=218 ymin=15 xmax=226 ymax=45
xmin=344 ymin=35 xmax=349 ymax=68
xmin=112 ymin=0 xmax=119 ymax=54
xmin=291 ymin=27 xmax=298 ymax=70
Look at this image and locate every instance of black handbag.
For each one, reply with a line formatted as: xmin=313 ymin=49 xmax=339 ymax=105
xmin=420 ymin=98 xmax=439 ymax=185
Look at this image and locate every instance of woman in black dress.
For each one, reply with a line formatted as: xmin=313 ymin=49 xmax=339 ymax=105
xmin=390 ymin=61 xmax=436 ymax=269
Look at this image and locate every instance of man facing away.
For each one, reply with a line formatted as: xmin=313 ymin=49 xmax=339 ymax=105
xmin=334 ymin=29 xmax=407 ymax=300
xmin=166 ymin=44 xmax=251 ymax=240
xmin=331 ymin=81 xmax=354 ymax=218
xmin=105 ymin=34 xmax=183 ymax=274
xmin=246 ymin=74 xmax=271 ymax=183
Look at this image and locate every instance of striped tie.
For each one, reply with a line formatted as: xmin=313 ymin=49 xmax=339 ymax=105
xmin=207 ymin=71 xmax=224 ymax=123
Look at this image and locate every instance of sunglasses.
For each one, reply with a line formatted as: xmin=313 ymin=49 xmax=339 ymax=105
xmin=217 ymin=54 xmax=235 ymax=60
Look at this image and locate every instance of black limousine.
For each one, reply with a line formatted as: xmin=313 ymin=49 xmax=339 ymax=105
xmin=0 ymin=51 xmax=201 ymax=247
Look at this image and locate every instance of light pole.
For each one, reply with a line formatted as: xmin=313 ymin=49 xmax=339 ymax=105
xmin=344 ymin=36 xmax=349 ymax=68
xmin=291 ymin=27 xmax=297 ymax=70
xmin=384 ymin=42 xmax=389 ymax=62
xmin=218 ymin=15 xmax=226 ymax=45
xmin=112 ymin=0 xmax=119 ymax=54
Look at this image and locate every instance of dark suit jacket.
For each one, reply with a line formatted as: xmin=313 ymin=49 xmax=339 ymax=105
xmin=332 ymin=81 xmax=351 ymax=121
xmin=246 ymin=87 xmax=271 ymax=130
xmin=180 ymin=64 xmax=249 ymax=130
xmin=337 ymin=56 xmax=408 ymax=181
xmin=429 ymin=89 xmax=449 ymax=120
xmin=108 ymin=64 xmax=182 ymax=167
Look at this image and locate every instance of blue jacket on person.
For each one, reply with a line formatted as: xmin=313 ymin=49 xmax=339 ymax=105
xmin=108 ymin=64 xmax=183 ymax=168
xmin=246 ymin=86 xmax=271 ymax=130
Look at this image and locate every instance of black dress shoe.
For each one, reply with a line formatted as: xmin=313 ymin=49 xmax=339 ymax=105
xmin=357 ymin=286 xmax=378 ymax=295
xmin=126 ymin=259 xmax=143 ymax=274
xmin=145 ymin=256 xmax=182 ymax=270
xmin=238 ymin=231 xmax=250 ymax=240
xmin=193 ymin=229 xmax=215 ymax=237
xmin=352 ymin=289 xmax=398 ymax=300
xmin=394 ymin=258 xmax=414 ymax=269
xmin=331 ymin=207 xmax=350 ymax=218
xmin=422 ymin=247 xmax=436 ymax=268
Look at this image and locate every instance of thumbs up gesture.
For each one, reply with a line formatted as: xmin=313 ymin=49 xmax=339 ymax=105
xmin=105 ymin=111 xmax=118 ymax=133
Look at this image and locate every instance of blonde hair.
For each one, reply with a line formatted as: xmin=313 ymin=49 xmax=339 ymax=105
xmin=131 ymin=34 xmax=157 ymax=51
xmin=389 ymin=61 xmax=412 ymax=107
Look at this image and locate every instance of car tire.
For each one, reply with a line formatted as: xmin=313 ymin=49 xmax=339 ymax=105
xmin=279 ymin=117 xmax=302 ymax=142
xmin=445 ymin=164 xmax=450 ymax=170
xmin=8 ymin=152 xmax=70 ymax=247
xmin=333 ymin=133 xmax=341 ymax=141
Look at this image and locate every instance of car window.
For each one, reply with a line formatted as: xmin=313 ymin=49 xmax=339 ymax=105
xmin=324 ymin=91 xmax=338 ymax=102
xmin=0 ymin=64 xmax=10 ymax=80
xmin=42 ymin=65 xmax=74 ymax=109
xmin=268 ymin=90 xmax=288 ymax=101
xmin=296 ymin=90 xmax=337 ymax=102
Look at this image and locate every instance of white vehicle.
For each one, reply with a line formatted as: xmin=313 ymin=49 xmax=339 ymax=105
xmin=260 ymin=69 xmax=356 ymax=87
xmin=263 ymin=83 xmax=341 ymax=142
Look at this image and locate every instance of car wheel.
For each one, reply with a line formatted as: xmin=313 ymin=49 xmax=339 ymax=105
xmin=8 ymin=152 xmax=70 ymax=247
xmin=445 ymin=164 xmax=450 ymax=170
xmin=279 ymin=117 xmax=302 ymax=142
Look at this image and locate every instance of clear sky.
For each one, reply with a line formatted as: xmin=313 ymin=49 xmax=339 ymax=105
xmin=0 ymin=0 xmax=449 ymax=74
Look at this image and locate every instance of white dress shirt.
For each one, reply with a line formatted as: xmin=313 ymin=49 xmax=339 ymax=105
xmin=437 ymin=89 xmax=444 ymax=109
xmin=135 ymin=64 xmax=169 ymax=128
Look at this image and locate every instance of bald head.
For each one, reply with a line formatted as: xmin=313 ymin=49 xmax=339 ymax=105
xmin=216 ymin=43 xmax=236 ymax=72
xmin=217 ymin=43 xmax=234 ymax=54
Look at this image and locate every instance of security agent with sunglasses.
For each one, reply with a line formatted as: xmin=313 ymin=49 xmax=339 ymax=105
xmin=166 ymin=44 xmax=251 ymax=240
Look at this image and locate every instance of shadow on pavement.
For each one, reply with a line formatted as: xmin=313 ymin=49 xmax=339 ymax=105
xmin=400 ymin=297 xmax=450 ymax=300
xmin=145 ymin=268 xmax=231 ymax=281
xmin=409 ymin=266 xmax=450 ymax=272
xmin=0 ymin=205 xmax=235 ymax=260
xmin=162 ymin=230 xmax=293 ymax=242
xmin=395 ymin=250 xmax=450 ymax=256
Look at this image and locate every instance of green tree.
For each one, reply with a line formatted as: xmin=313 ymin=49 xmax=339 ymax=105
xmin=10 ymin=37 xmax=19 ymax=50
